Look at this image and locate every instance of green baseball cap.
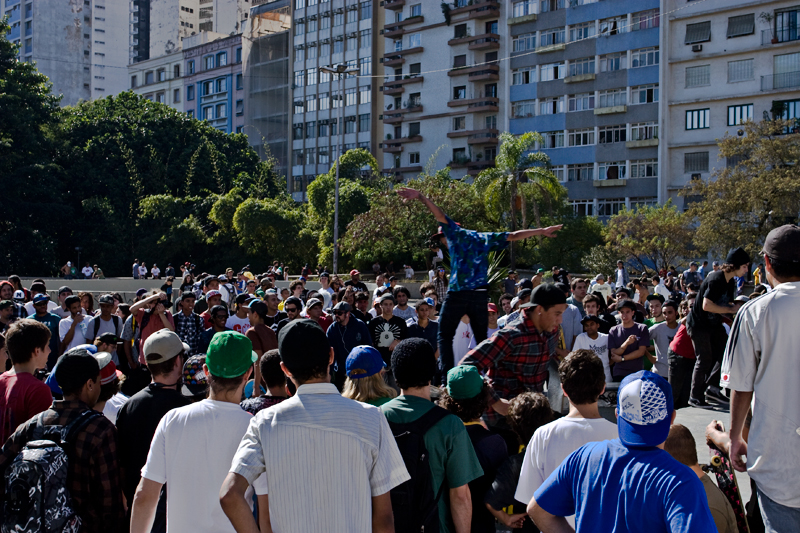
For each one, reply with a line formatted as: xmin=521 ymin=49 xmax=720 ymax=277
xmin=446 ymin=366 xmax=484 ymax=400
xmin=205 ymin=331 xmax=257 ymax=379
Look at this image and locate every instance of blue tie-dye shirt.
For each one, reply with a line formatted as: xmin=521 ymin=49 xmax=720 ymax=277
xmin=442 ymin=216 xmax=509 ymax=292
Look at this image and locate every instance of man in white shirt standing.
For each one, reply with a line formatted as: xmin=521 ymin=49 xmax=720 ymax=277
xmin=572 ymin=315 xmax=611 ymax=382
xmin=590 ymin=274 xmax=613 ymax=305
xmin=652 ymin=275 xmax=671 ymax=300
xmin=647 ymin=300 xmax=679 ymax=378
xmin=86 ymin=294 xmax=124 ymax=365
xmin=130 ymin=331 xmax=264 ymax=533
xmin=723 ymin=225 xmax=800 ymax=532
xmin=516 ymin=350 xmax=618 ymax=507
xmin=59 ymin=294 xmax=90 ymax=352
xmin=221 ymin=319 xmax=410 ymax=533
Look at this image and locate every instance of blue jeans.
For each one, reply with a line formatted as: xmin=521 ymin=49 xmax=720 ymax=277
xmin=437 ymin=290 xmax=489 ymax=383
xmin=758 ymin=485 xmax=800 ymax=532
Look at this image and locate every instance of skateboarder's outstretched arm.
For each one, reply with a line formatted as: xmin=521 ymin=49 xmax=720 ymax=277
xmin=397 ymin=187 xmax=448 ymax=225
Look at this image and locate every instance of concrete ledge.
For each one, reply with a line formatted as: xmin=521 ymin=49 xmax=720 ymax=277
xmin=594 ymin=105 xmax=627 ymax=115
xmin=593 ymin=178 xmax=627 ymax=187
xmin=625 ymin=138 xmax=659 ymax=148
xmin=564 ymin=73 xmax=596 ymax=84
xmin=508 ymin=13 xmax=537 ymax=25
xmin=536 ymin=43 xmax=565 ymax=53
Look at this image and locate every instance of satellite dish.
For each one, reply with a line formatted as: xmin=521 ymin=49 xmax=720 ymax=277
xmin=165 ymin=40 xmax=176 ymax=53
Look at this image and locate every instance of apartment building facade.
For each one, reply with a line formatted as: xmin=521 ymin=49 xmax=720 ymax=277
xmin=508 ymin=0 xmax=661 ymax=218
xmin=289 ymin=0 xmax=382 ymax=200
xmin=3 ymin=0 xmax=129 ymax=106
xmin=659 ymin=0 xmax=800 ymax=210
xmin=380 ymin=0 xmax=505 ymax=180
xmin=129 ymin=49 xmax=186 ymax=109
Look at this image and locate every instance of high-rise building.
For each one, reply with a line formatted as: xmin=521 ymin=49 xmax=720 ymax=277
xmin=289 ymin=0 xmax=382 ymax=201
xmin=507 ymin=0 xmax=661 ymax=218
xmin=2 ymin=0 xmax=129 ymax=106
xmin=243 ymin=0 xmax=292 ymax=183
xmin=659 ymin=0 xmax=800 ymax=210
xmin=380 ymin=0 xmax=504 ymax=180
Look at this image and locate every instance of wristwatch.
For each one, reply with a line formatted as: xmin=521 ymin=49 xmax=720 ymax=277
xmin=621 ymin=356 xmax=625 ymax=362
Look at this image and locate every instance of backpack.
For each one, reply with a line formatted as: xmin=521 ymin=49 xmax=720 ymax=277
xmin=2 ymin=409 xmax=102 ymax=533
xmin=92 ymin=315 xmax=120 ymax=342
xmin=387 ymin=406 xmax=450 ymax=533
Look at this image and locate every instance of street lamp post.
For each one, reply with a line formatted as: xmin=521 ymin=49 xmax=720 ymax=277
xmin=320 ymin=63 xmax=359 ymax=276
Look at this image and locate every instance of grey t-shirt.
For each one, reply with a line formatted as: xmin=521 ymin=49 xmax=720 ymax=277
xmin=392 ymin=305 xmax=417 ymax=321
xmin=648 ymin=322 xmax=679 ymax=378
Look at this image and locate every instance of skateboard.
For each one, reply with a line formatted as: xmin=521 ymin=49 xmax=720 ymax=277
xmin=702 ymin=421 xmax=750 ymax=533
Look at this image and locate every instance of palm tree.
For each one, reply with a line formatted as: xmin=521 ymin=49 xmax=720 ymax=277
xmin=476 ymin=132 xmax=560 ymax=268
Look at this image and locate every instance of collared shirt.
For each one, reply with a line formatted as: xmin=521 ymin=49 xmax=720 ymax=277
xmin=461 ymin=316 xmax=558 ymax=422
xmin=0 ymin=400 xmax=125 ymax=533
xmin=442 ymin=215 xmax=509 ymax=292
xmin=11 ymin=302 xmax=27 ymax=320
xmin=173 ymin=311 xmax=205 ymax=355
xmin=230 ymin=383 xmax=410 ymax=533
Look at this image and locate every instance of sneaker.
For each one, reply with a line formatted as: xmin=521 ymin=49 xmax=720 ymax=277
xmin=705 ymin=388 xmax=730 ymax=404
xmin=688 ymin=397 xmax=713 ymax=409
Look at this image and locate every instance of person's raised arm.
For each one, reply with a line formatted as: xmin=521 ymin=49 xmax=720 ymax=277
xmin=130 ymin=292 xmax=162 ymax=315
xmin=396 ymin=188 xmax=448 ymax=225
xmin=507 ymin=226 xmax=563 ymax=241
xmin=449 ymin=484 xmax=472 ymax=533
xmin=371 ymin=492 xmax=395 ymax=533
xmin=220 ymin=472 xmax=261 ymax=533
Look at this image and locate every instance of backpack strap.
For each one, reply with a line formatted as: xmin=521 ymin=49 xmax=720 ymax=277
xmin=389 ymin=405 xmax=450 ymax=436
xmin=61 ymin=410 xmax=103 ymax=446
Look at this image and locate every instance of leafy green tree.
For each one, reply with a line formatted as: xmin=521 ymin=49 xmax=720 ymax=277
xmin=0 ymin=20 xmax=62 ymax=273
xmin=535 ymin=214 xmax=604 ymax=272
xmin=686 ymin=118 xmax=800 ymax=257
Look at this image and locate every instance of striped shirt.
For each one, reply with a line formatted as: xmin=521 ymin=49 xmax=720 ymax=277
xmin=230 ymin=383 xmax=410 ymax=532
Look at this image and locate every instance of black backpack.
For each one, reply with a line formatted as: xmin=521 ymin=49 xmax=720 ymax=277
xmin=92 ymin=315 xmax=120 ymax=342
xmin=387 ymin=406 xmax=450 ymax=533
xmin=2 ymin=409 xmax=102 ymax=533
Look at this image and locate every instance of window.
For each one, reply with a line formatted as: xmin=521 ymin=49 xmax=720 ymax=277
xmin=541 ymin=131 xmax=564 ymax=148
xmin=294 ymin=70 xmax=305 ymax=87
xmin=775 ymin=9 xmax=800 ymax=43
xmin=305 ymin=148 xmax=316 ymax=165
xmin=686 ymin=109 xmax=710 ymax=130
xmin=293 ymin=149 xmax=303 ymax=166
xmin=599 ymin=52 xmax=627 ymax=72
xmin=597 ymin=89 xmax=626 ymax=108
xmin=307 ymin=67 xmax=317 ymax=85
xmin=599 ymin=161 xmax=626 ymax=180
xmin=204 ymin=55 xmax=215 ymax=70
xmin=512 ymin=100 xmax=536 ymax=118
xmin=293 ymin=123 xmax=304 ymax=140
xmin=685 ymin=152 xmax=709 ymax=172
xmin=318 ymin=148 xmax=329 ymax=165
xmin=569 ymin=57 xmax=594 ymax=77
xmin=512 ymin=66 xmax=533 ymax=85
xmin=728 ymin=104 xmax=753 ymax=126
xmin=629 ymin=160 xmax=658 ymax=179
xmin=145 ymin=71 xmax=154 ymax=84
xmin=684 ymin=21 xmax=711 ymax=44
xmin=568 ymin=93 xmax=594 ymax=112
xmin=777 ymin=99 xmax=800 ymax=121
xmin=215 ymin=78 xmax=226 ymax=93
xmin=408 ymin=122 xmax=420 ymax=136
xmin=333 ymin=12 xmax=343 ymax=26
xmin=217 ymin=52 xmax=227 ymax=66
xmin=453 ymin=85 xmax=466 ymax=99
xmin=567 ymin=164 xmax=593 ymax=181
xmin=540 ymin=62 xmax=565 ymax=81
xmin=319 ymin=67 xmax=330 ymax=82
xmin=513 ymin=32 xmax=536 ymax=52
xmin=203 ymin=106 xmax=213 ymax=120
xmin=570 ymin=22 xmax=595 ymax=42
xmin=453 ymin=116 xmax=466 ymax=130
xmin=685 ymin=65 xmax=710 ymax=87
xmin=486 ymin=115 xmax=497 ymax=129
xmin=356 ymin=85 xmax=369 ymax=105
xmin=333 ymin=39 xmax=344 ymax=53
xmin=484 ymin=83 xmax=497 ymax=98
xmin=598 ymin=199 xmax=626 ymax=216
xmin=155 ymin=93 xmax=165 ymax=104
xmin=773 ymin=52 xmax=800 ymax=89
xmin=632 ymin=9 xmax=659 ymax=31
xmin=408 ymin=92 xmax=421 ymax=107
xmin=572 ymin=199 xmax=595 ymax=216
xmin=360 ymin=1 xmax=372 ymax=19
xmin=360 ymin=29 xmax=371 ymax=48
xmin=332 ymin=90 xmax=342 ymax=108
xmin=631 ymin=122 xmax=658 ymax=140
xmin=216 ymin=103 xmax=226 ymax=118
xmin=173 ymin=88 xmax=181 ymax=103
xmin=188 ymin=60 xmax=195 ymax=74
xmin=410 ymin=3 xmax=421 ymax=17
xmin=540 ymin=28 xmax=565 ymax=47
xmin=408 ymin=33 xmax=421 ymax=48
xmin=318 ymin=122 xmax=328 ymax=137
xmin=347 ymin=6 xmax=358 ymax=23
xmin=294 ymin=47 xmax=305 ymax=62
xmin=599 ymin=124 xmax=626 ymax=144
xmin=600 ymin=15 xmax=627 ymax=35
xmin=131 ymin=75 xmax=138 ymax=88
xmin=359 ymin=113 xmax=370 ymax=132
xmin=345 ymin=88 xmax=357 ymax=107
xmin=540 ymin=0 xmax=564 ymax=14
xmin=305 ymin=94 xmax=317 ymax=112
xmin=236 ymin=73 xmax=243 ymax=90
xmin=631 ymin=47 xmax=658 ymax=68
xmin=512 ymin=0 xmax=536 ymax=18
xmin=452 ymin=148 xmax=468 ymax=164
xmin=726 ymin=13 xmax=754 ymax=38
xmin=568 ymin=128 xmax=594 ymax=146
xmin=539 ymin=96 xmax=565 ymax=115
xmin=409 ymin=63 xmax=421 ymax=76
xmin=631 ymin=84 xmax=658 ymax=104
xmin=306 ymin=121 xmax=316 ymax=138
xmin=347 ymin=32 xmax=357 ymax=50
xmin=727 ymin=59 xmax=753 ymax=82
xmin=319 ymin=92 xmax=330 ymax=110
xmin=320 ymin=14 xmax=330 ymax=30
xmin=236 ymin=99 xmax=244 ymax=115
xmin=409 ymin=152 xmax=420 ymax=164
xmin=187 ymin=85 xmax=195 ymax=100
xmin=202 ymin=81 xmax=213 ymax=95
xmin=453 ymin=54 xmax=467 ymax=68
xmin=187 ymin=109 xmax=194 ymax=118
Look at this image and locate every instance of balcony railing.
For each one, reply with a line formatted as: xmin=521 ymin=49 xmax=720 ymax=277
xmin=762 ymin=27 xmax=800 ymax=45
xmin=762 ymin=70 xmax=800 ymax=91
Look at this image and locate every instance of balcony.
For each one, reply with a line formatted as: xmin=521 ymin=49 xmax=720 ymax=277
xmin=447 ymin=128 xmax=499 ymax=145
xmin=594 ymin=105 xmax=627 ymax=115
xmin=469 ymin=34 xmax=500 ymax=50
xmin=508 ymin=13 xmax=537 ymax=25
xmin=536 ymin=42 xmax=566 ymax=53
xmin=626 ymin=138 xmax=659 ymax=148
xmin=382 ymin=46 xmax=424 ymax=66
xmin=762 ymin=28 xmax=800 ymax=45
xmin=382 ymin=103 xmax=423 ymax=123
xmin=383 ymin=135 xmax=423 ymax=153
xmin=564 ymin=73 xmax=595 ymax=84
xmin=384 ymin=0 xmax=405 ymax=11
xmin=384 ymin=16 xmax=424 ymax=38
xmin=382 ymin=75 xmax=424 ymax=95
xmin=468 ymin=159 xmax=495 ymax=175
xmin=450 ymin=0 xmax=500 ymax=19
xmin=448 ymin=64 xmax=499 ymax=81
xmin=761 ymin=71 xmax=800 ymax=91
xmin=383 ymin=165 xmax=423 ymax=175
xmin=448 ymin=96 xmax=499 ymax=108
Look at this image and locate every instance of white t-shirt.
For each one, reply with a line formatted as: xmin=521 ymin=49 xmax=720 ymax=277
xmin=648 ymin=322 xmax=679 ymax=378
xmin=102 ymin=392 xmax=129 ymax=425
xmin=58 ymin=315 xmax=92 ymax=352
xmin=515 ymin=417 xmax=618 ymax=505
xmin=452 ymin=321 xmax=474 ymax=363
xmin=86 ymin=315 xmax=124 ymax=364
xmin=151 ymin=267 xmax=161 ymax=278
xmin=572 ymin=332 xmax=611 ymax=382
xmin=141 ymin=399 xmax=268 ymax=533
xmin=24 ymin=300 xmax=59 ymax=316
xmin=82 ymin=266 xmax=94 ymax=277
xmin=592 ymin=282 xmax=613 ymax=303
xmin=226 ymin=314 xmax=251 ymax=334
xmin=139 ymin=266 xmax=148 ymax=277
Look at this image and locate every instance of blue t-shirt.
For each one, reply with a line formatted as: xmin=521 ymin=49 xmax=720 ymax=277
xmin=534 ymin=439 xmax=716 ymax=533
xmin=442 ymin=215 xmax=508 ymax=292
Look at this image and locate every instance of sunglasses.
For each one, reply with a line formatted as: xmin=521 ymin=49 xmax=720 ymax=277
xmin=285 ymin=307 xmax=298 ymax=313
xmin=333 ymin=310 xmax=346 ymax=316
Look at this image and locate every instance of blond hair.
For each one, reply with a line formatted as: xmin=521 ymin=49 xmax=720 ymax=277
xmin=342 ymin=373 xmax=397 ymax=404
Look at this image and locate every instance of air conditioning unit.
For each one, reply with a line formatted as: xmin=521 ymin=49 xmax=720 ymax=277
xmin=691 ymin=44 xmax=702 ymax=52
xmin=691 ymin=173 xmax=701 ymax=181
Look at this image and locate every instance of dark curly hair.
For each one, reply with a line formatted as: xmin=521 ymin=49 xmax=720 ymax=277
xmin=438 ymin=382 xmax=489 ymax=423
xmin=559 ymin=349 xmax=606 ymax=405
xmin=507 ymin=392 xmax=553 ymax=445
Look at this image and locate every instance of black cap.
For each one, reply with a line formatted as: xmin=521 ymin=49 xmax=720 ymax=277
xmin=618 ymin=300 xmax=638 ymax=312
xmin=646 ymin=293 xmax=665 ymax=303
xmin=391 ymin=338 xmax=437 ymax=386
xmin=615 ymin=287 xmax=631 ymax=297
xmin=519 ymin=283 xmax=568 ymax=310
xmin=278 ymin=319 xmax=330 ymax=373
xmin=762 ymin=225 xmax=800 ymax=263
xmin=96 ymin=332 xmax=118 ymax=344
xmin=283 ymin=297 xmax=303 ymax=310
xmin=58 ymin=286 xmax=72 ymax=295
xmin=517 ymin=288 xmax=533 ymax=300
xmin=235 ymin=293 xmax=252 ymax=305
xmin=56 ymin=349 xmax=100 ymax=396
xmin=580 ymin=314 xmax=602 ymax=325
xmin=725 ymin=247 xmax=751 ymax=268
xmin=516 ymin=278 xmax=533 ymax=290
xmin=248 ymin=300 xmax=268 ymax=320
xmin=333 ymin=301 xmax=351 ymax=312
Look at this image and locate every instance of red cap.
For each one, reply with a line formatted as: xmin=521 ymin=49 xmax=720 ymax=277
xmin=349 ymin=269 xmax=360 ymax=276
xmin=487 ymin=303 xmax=498 ymax=313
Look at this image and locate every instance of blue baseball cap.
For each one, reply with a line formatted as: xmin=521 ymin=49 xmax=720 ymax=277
xmin=346 ymin=345 xmax=385 ymax=379
xmin=617 ymin=371 xmax=674 ymax=448
xmin=33 ymin=294 xmax=50 ymax=304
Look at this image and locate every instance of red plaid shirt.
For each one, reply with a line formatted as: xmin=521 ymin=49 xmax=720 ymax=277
xmin=462 ymin=316 xmax=558 ymax=419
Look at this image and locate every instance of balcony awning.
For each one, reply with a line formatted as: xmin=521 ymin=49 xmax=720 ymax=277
xmin=727 ymin=14 xmax=754 ymax=38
